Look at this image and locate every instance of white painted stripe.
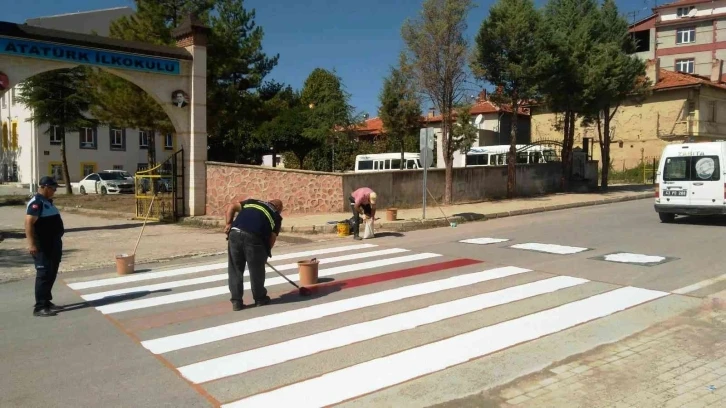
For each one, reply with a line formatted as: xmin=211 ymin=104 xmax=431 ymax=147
xmin=511 ymin=242 xmax=589 ymax=255
xmin=179 ymin=276 xmax=588 ymax=383
xmin=223 ymin=286 xmax=668 ymax=408
xmin=81 ymin=248 xmax=410 ymax=302
xmin=604 ymin=253 xmax=666 ymax=264
xmin=97 ymin=252 xmax=442 ymax=315
xmin=459 ymin=238 xmax=509 ymax=245
xmin=673 ymin=273 xmax=726 ymax=295
xmin=67 ymin=243 xmax=378 ymax=290
xmin=141 ymin=266 xmax=531 ymax=354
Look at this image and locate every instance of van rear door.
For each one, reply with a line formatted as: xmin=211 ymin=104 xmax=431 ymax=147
xmin=661 ymin=156 xmax=691 ymax=206
xmin=689 ymin=154 xmax=722 ymax=207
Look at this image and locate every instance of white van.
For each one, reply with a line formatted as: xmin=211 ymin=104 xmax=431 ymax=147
xmin=354 ymin=153 xmax=423 ymax=172
xmin=655 ymin=141 xmax=725 ymax=222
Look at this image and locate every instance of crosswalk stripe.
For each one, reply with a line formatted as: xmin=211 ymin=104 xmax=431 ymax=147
xmin=510 ymin=242 xmax=590 ymax=255
xmin=177 ymin=275 xmax=588 ymax=384
xmin=67 ymin=243 xmax=378 ymax=290
xmin=222 ymin=286 xmax=669 ymax=408
xmin=140 ymin=266 xmax=532 ymax=355
xmin=96 ymin=252 xmax=442 ymax=315
xmin=80 ymin=248 xmax=410 ymax=302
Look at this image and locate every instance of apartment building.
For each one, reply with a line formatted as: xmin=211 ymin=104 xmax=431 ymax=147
xmin=630 ymin=0 xmax=726 ymax=77
xmin=0 ymin=7 xmax=178 ymax=185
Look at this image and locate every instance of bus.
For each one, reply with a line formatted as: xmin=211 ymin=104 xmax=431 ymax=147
xmin=354 ymin=153 xmax=424 ymax=172
xmin=461 ymin=145 xmax=559 ymax=167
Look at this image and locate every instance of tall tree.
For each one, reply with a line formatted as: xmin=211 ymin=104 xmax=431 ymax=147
xmin=16 ymin=68 xmax=95 ymax=194
xmin=471 ymin=0 xmax=545 ymax=198
xmin=300 ymin=68 xmax=353 ymax=172
xmin=581 ymin=0 xmax=649 ymax=190
xmin=540 ymin=0 xmax=600 ymax=190
xmin=378 ymin=56 xmax=423 ymax=169
xmin=401 ymin=0 xmax=475 ymax=204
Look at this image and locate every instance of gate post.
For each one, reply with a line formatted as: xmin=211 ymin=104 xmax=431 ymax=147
xmin=173 ymin=14 xmax=209 ymax=217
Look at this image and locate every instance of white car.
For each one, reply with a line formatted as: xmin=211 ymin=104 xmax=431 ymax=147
xmin=101 ymin=169 xmax=134 ymax=182
xmin=78 ymin=172 xmax=134 ymax=195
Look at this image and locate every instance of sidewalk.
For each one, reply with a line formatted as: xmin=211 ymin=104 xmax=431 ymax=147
xmin=439 ymin=290 xmax=726 ymax=408
xmin=184 ymin=184 xmax=654 ymax=234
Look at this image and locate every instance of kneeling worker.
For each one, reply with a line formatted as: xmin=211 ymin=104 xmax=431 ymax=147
xmin=224 ymin=198 xmax=283 ymax=311
xmin=349 ymin=187 xmax=376 ymax=240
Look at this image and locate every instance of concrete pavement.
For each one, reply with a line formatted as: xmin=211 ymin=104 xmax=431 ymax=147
xmin=5 ymin=197 xmax=726 ymax=407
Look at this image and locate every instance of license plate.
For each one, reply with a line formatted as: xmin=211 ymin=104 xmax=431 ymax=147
xmin=663 ymin=190 xmax=687 ymax=197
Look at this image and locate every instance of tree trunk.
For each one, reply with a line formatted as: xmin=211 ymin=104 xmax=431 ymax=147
xmin=601 ymin=106 xmax=611 ymax=190
xmin=443 ymin=121 xmax=453 ymax=205
xmin=507 ymin=102 xmax=519 ymax=198
xmin=560 ymin=109 xmax=575 ymax=192
xmin=271 ymin=148 xmax=277 ymax=168
xmin=60 ymin=132 xmax=72 ymax=195
xmin=560 ymin=109 xmax=571 ymax=191
xmin=400 ymin=139 xmax=405 ymax=170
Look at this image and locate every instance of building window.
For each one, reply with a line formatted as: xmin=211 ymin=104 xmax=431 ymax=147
xmin=675 ymin=58 xmax=695 ymax=74
xmin=49 ymin=125 xmax=63 ymax=145
xmin=1 ymin=122 xmax=8 ymax=149
xmin=137 ymin=163 xmax=149 ymax=172
xmin=676 ymin=27 xmax=695 ymax=44
xmin=164 ymin=133 xmax=173 ymax=150
xmin=677 ymin=6 xmax=695 ymax=17
xmin=113 ymin=165 xmax=124 ymax=170
xmin=10 ymin=89 xmax=16 ymax=106
xmin=1 ymin=94 xmax=6 ymax=108
xmin=80 ymin=162 xmax=97 ymax=177
xmin=110 ymin=127 xmax=125 ymax=151
xmin=710 ymin=101 xmax=717 ymax=122
xmin=139 ymin=130 xmax=149 ymax=149
xmin=79 ymin=127 xmax=96 ymax=149
xmin=49 ymin=162 xmax=64 ymax=181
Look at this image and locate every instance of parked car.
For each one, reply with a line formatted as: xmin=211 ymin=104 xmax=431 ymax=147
xmin=78 ymin=172 xmax=134 ymax=195
xmin=101 ymin=169 xmax=134 ymax=182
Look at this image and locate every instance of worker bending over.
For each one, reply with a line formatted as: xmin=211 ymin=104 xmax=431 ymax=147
xmin=349 ymin=187 xmax=376 ymax=240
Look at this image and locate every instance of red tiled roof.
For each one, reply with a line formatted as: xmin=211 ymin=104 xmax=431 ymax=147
xmin=628 ymin=14 xmax=656 ymax=32
xmin=654 ymin=0 xmax=713 ymax=10
xmin=653 ymin=68 xmax=726 ymax=92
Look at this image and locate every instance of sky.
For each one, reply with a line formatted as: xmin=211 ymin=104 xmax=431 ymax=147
xmin=2 ymin=0 xmax=658 ymax=119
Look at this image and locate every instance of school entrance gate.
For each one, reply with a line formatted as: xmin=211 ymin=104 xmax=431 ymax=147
xmin=0 ymin=15 xmax=208 ymax=218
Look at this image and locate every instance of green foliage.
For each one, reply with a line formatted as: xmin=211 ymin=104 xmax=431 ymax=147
xmin=256 ymin=100 xmax=321 ymax=169
xmin=450 ymin=105 xmax=479 ymax=154
xmin=109 ymin=0 xmax=214 ymax=45
xmin=378 ymin=57 xmax=423 ymax=169
xmin=16 ymin=67 xmax=95 ymax=193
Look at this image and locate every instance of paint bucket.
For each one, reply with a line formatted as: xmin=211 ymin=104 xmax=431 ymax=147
xmin=386 ymin=208 xmax=398 ymax=221
xmin=297 ymin=258 xmax=319 ymax=286
xmin=337 ymin=221 xmax=350 ymax=237
xmin=115 ymin=253 xmax=135 ymax=275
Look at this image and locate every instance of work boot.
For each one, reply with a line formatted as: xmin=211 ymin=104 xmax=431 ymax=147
xmin=47 ymin=302 xmax=64 ymax=311
xmin=33 ymin=308 xmax=57 ymax=317
xmin=255 ymin=296 xmax=271 ymax=307
xmin=232 ymin=301 xmax=245 ymax=311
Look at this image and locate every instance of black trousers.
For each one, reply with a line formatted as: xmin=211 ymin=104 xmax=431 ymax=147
xmin=228 ymin=229 xmax=268 ymax=303
xmin=348 ymin=197 xmax=371 ymax=236
xmin=33 ymin=240 xmax=62 ymax=311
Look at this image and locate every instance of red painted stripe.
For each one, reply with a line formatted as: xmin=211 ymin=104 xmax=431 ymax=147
xmin=120 ymin=258 xmax=483 ymax=332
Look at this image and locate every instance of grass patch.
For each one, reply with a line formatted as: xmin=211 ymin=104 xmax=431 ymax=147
xmin=0 ymin=196 xmax=26 ymax=206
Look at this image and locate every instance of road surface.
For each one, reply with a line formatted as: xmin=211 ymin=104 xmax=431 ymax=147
xmin=2 ymin=198 xmax=723 ymax=408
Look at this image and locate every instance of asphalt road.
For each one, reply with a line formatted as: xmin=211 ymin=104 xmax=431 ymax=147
xmin=2 ymin=198 xmax=722 ymax=408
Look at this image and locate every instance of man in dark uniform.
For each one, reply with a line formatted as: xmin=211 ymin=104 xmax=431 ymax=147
xmin=25 ymin=176 xmax=65 ymax=317
xmin=224 ymin=198 xmax=283 ymax=311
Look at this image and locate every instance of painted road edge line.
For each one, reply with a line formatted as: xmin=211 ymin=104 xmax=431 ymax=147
xmin=222 ymin=286 xmax=669 ymax=408
xmin=673 ymin=272 xmax=726 ymax=295
xmin=80 ymin=248 xmax=410 ymax=301
xmin=178 ymin=276 xmax=588 ymax=383
xmin=140 ymin=266 xmax=532 ymax=355
xmin=67 ymin=243 xmax=378 ymax=290
xmin=96 ymin=252 xmax=442 ymax=315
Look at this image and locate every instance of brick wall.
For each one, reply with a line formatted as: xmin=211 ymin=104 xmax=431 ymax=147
xmin=205 ymin=162 xmax=344 ymax=216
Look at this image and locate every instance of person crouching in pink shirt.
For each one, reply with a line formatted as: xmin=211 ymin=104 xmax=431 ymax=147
xmin=348 ymin=187 xmax=377 ymax=240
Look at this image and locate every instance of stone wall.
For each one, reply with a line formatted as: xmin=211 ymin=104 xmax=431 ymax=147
xmin=205 ymin=162 xmax=343 ymax=216
xmin=206 ymin=161 xmax=598 ymax=216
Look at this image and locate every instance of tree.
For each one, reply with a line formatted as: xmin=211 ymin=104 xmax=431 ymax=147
xmin=471 ymin=0 xmax=545 ymax=198
xmin=401 ymin=0 xmax=475 ymax=204
xmin=539 ymin=0 xmax=600 ymax=190
xmin=300 ymin=68 xmax=354 ymax=172
xmin=378 ymin=57 xmax=423 ymax=169
xmin=15 ymin=68 xmax=95 ymax=194
xmin=109 ymin=0 xmax=214 ymax=46
xmin=449 ymin=104 xmax=479 ymax=157
xmin=581 ymin=0 xmax=649 ymax=190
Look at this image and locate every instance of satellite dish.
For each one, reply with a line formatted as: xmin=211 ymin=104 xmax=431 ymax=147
xmin=474 ymin=114 xmax=483 ymax=125
xmin=687 ymin=8 xmax=697 ymax=17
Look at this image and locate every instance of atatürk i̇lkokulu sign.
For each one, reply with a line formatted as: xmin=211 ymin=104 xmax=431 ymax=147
xmin=0 ymin=37 xmax=181 ymax=75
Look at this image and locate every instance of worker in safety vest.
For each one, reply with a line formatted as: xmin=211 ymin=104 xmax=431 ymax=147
xmin=224 ymin=198 xmax=283 ymax=311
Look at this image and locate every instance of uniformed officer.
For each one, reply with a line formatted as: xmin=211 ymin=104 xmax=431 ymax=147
xmin=224 ymin=198 xmax=283 ymax=311
xmin=25 ymin=176 xmax=65 ymax=317
xmin=349 ymin=187 xmax=377 ymax=240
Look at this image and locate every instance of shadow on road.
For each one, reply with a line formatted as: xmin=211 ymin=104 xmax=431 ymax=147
xmin=0 ymin=248 xmax=78 ymax=269
xmin=374 ymin=232 xmax=405 ymax=238
xmin=63 ymin=223 xmax=144 ymax=234
xmin=672 ymin=215 xmax=726 ymax=227
xmin=56 ymin=289 xmax=172 ymax=313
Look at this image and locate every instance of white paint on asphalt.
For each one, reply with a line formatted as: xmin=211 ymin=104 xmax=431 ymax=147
xmin=510 ymin=242 xmax=589 ymax=255
xmin=96 ymin=252 xmax=442 ymax=315
xmin=603 ymin=253 xmax=666 ymax=264
xmin=459 ymin=238 xmax=509 ymax=245
xmin=673 ymin=273 xmax=726 ymax=294
xmin=67 ymin=243 xmax=378 ymax=290
xmin=80 ymin=248 xmax=410 ymax=301
xmin=141 ymin=266 xmax=532 ymax=355
xmin=223 ymin=286 xmax=669 ymax=408
xmin=178 ymin=276 xmax=588 ymax=383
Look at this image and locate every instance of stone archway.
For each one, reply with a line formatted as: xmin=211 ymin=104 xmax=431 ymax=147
xmin=0 ymin=15 xmax=208 ymax=216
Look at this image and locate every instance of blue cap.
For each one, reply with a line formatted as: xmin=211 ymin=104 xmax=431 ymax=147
xmin=39 ymin=176 xmax=58 ymax=187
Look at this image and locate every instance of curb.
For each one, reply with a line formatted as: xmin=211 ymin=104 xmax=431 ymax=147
xmin=180 ymin=192 xmax=653 ymax=235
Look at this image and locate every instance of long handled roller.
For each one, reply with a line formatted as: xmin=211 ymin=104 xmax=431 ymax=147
xmin=266 ymin=261 xmax=312 ymax=296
